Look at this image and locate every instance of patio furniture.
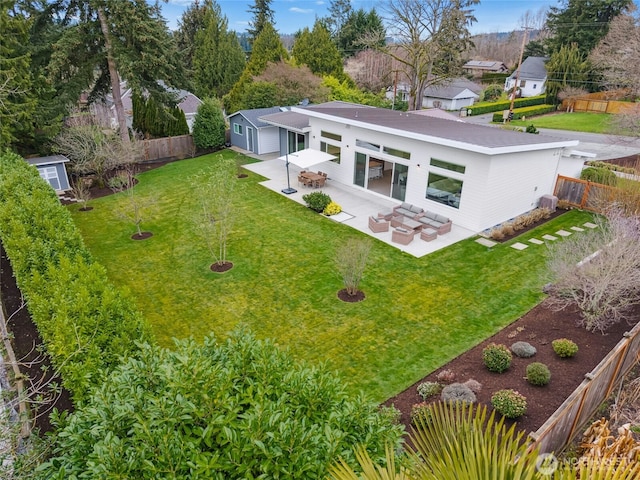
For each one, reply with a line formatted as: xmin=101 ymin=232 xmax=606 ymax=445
xmin=415 ymin=211 xmax=452 ymax=234
xmin=391 ymin=227 xmax=415 ymax=245
xmin=368 ymin=215 xmax=389 ymax=233
xmin=393 ymin=202 xmax=424 ymax=218
xmin=390 ymin=215 xmax=422 ymax=231
xmin=420 ymin=227 xmax=438 ymax=242
xmin=300 ymin=171 xmax=324 ymax=188
xmin=377 ymin=208 xmax=394 ymax=221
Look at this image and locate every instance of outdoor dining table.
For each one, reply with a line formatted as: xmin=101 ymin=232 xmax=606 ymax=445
xmin=300 ymin=171 xmax=325 ymax=187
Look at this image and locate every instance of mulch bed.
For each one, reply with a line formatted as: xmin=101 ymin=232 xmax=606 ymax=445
xmin=384 ymin=300 xmax=639 ymax=436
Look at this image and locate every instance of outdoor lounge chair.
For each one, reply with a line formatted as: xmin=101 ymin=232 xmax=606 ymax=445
xmin=368 ymin=215 xmax=389 ymax=233
xmin=391 ymin=227 xmax=415 ymax=245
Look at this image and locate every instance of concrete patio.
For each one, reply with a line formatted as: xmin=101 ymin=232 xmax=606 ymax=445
xmin=241 ymin=153 xmax=477 ymax=258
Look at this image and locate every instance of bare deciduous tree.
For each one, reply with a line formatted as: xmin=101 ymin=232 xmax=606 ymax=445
xmin=344 ymin=49 xmax=393 ymax=93
xmin=609 ymin=104 xmax=640 ymax=140
xmin=558 ymin=86 xmax=589 ymax=112
xmin=192 ymin=156 xmax=238 ymax=268
xmin=109 ymin=160 xmax=156 ymax=238
xmin=546 ymin=208 xmax=640 ymax=333
xmin=336 ymin=238 xmax=372 ymax=296
xmin=589 ymin=11 xmax=640 ymax=98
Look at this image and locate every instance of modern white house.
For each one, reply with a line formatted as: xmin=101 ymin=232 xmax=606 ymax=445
xmin=262 ymin=102 xmax=584 ymax=233
xmin=504 ymin=56 xmax=549 ymax=98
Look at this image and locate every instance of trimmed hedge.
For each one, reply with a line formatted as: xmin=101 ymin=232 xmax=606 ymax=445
xmin=0 ymin=151 xmax=152 ymax=402
xmin=491 ymin=104 xmax=556 ymax=123
xmin=467 ymin=94 xmax=546 ymax=116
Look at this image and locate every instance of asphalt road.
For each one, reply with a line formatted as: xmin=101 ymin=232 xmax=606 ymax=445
xmin=464 ymin=113 xmax=640 ymax=161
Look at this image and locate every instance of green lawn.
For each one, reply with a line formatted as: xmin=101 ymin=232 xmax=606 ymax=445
xmin=508 ymin=112 xmax=612 ymax=133
xmin=70 ymin=152 xmax=594 ymax=402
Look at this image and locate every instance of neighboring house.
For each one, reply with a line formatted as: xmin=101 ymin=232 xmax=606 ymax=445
xmin=504 ymin=56 xmax=549 ymax=98
xmin=263 ymin=101 xmax=584 ymax=233
xmin=26 ymin=155 xmax=71 ymax=192
xmin=227 ymin=107 xmax=283 ymax=155
xmin=422 ymin=78 xmax=482 ymax=110
xmin=463 ymin=60 xmax=509 ymax=77
xmin=108 ymin=82 xmax=203 ymax=133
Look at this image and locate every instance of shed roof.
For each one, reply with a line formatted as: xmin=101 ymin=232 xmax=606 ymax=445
xmin=231 ymin=107 xmax=283 ymax=128
xmin=296 ymin=103 xmax=577 ymax=155
xmin=26 ymin=155 xmax=70 ymax=166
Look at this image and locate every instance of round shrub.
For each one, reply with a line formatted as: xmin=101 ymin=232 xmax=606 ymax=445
xmin=580 ymin=166 xmax=617 ymax=186
xmin=436 ymin=369 xmax=456 ymax=384
xmin=552 ymin=338 xmax=579 ymax=358
xmin=511 ymin=341 xmax=537 ymax=358
xmin=323 ymin=201 xmax=342 ymax=216
xmin=526 ymin=362 xmax=551 ymax=386
xmin=491 ymin=389 xmax=527 ymax=419
xmin=482 ymin=343 xmax=512 ymax=373
xmin=302 ymin=191 xmax=331 ymax=212
xmin=417 ymin=381 xmax=442 ymax=400
xmin=463 ymin=379 xmax=482 ymax=394
xmin=411 ymin=402 xmax=433 ymax=425
xmin=441 ymin=383 xmax=476 ymax=404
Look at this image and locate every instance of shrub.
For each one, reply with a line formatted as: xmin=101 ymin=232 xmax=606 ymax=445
xmin=411 ymin=402 xmax=433 ymax=425
xmin=488 ymin=228 xmax=505 ymax=240
xmin=580 ymin=167 xmax=618 ymax=186
xmin=441 ymin=383 xmax=476 ymax=404
xmin=463 ymin=379 xmax=482 ymax=393
xmin=468 ymin=94 xmax=546 ymax=116
xmin=482 ymin=343 xmax=512 ymax=373
xmin=525 ymin=124 xmax=539 ymax=134
xmin=323 ymin=201 xmax=342 ymax=216
xmin=417 ymin=381 xmax=442 ymax=400
xmin=302 ymin=191 xmax=332 ymax=212
xmin=526 ymin=362 xmax=551 ymax=386
xmin=511 ymin=341 xmax=537 ymax=358
xmin=491 ymin=104 xmax=556 ymax=122
xmin=436 ymin=369 xmax=456 ymax=384
xmin=491 ymin=389 xmax=527 ymax=418
xmin=552 ymin=338 xmax=579 ymax=358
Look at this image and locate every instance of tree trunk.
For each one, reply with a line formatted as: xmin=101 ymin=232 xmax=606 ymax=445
xmin=97 ymin=7 xmax=130 ymax=145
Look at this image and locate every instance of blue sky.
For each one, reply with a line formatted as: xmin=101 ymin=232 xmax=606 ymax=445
xmin=161 ymin=0 xmax=559 ymax=35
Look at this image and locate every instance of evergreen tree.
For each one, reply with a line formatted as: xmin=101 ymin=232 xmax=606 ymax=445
xmin=48 ymin=1 xmax=186 ymax=144
xmin=192 ymin=97 xmax=226 ymax=150
xmin=0 ymin=1 xmax=35 ymax=149
xmin=174 ymin=0 xmax=208 ymax=74
xmin=545 ymin=0 xmax=633 ymax=56
xmin=338 ymin=8 xmax=386 ymax=57
xmin=292 ymin=21 xmax=344 ymax=78
xmin=192 ymin=0 xmax=245 ymax=99
xmin=545 ymin=43 xmax=591 ymax=104
xmin=247 ymin=0 xmax=275 ymax=46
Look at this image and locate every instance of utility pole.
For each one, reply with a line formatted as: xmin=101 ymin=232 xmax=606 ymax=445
xmin=508 ymin=27 xmax=529 ymax=122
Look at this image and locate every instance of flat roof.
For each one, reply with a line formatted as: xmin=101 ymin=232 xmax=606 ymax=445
xmin=25 ymin=155 xmax=70 ymax=166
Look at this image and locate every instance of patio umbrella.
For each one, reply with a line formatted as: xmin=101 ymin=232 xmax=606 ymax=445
xmin=277 ymin=149 xmax=336 ymax=194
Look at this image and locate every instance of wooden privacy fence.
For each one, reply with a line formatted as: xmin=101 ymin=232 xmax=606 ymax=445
xmin=554 ymin=175 xmax=613 ymax=212
xmin=141 ymin=135 xmax=194 ymax=162
xmin=529 ymin=321 xmax=640 ymax=454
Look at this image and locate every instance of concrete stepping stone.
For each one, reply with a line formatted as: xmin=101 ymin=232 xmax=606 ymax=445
xmin=476 ymin=237 xmax=497 ymax=247
xmin=529 ymin=238 xmax=544 ymax=245
xmin=571 ymin=226 xmax=584 ymax=232
xmin=584 ymin=222 xmax=598 ymax=228
xmin=556 ymin=230 xmax=572 ymax=237
xmin=542 ymin=234 xmax=558 ymax=241
xmin=511 ymin=242 xmax=528 ymax=250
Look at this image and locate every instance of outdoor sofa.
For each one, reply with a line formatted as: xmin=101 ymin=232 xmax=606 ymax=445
xmin=415 ymin=211 xmax=452 ymax=234
xmin=393 ymin=202 xmax=424 ymax=218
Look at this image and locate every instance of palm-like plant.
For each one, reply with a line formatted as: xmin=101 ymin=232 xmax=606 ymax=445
xmin=329 ymin=402 xmax=640 ymax=480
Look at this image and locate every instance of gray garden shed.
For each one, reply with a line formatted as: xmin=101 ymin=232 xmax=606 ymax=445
xmin=26 ymin=155 xmax=71 ymax=191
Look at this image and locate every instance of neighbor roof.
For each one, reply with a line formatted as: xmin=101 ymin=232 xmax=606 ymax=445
xmin=295 ymin=103 xmax=577 ymax=155
xmin=463 ymin=60 xmax=508 ymax=71
xmin=507 ymin=56 xmax=548 ymax=81
xmin=423 ymin=78 xmax=482 ymax=100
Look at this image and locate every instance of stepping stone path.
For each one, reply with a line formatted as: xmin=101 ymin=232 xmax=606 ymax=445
xmin=475 ymin=237 xmax=497 ymax=248
xmin=584 ymin=222 xmax=598 ymax=228
xmin=479 ymin=221 xmax=600 ymax=251
xmin=571 ymin=226 xmax=584 ymax=232
xmin=556 ymin=230 xmax=572 ymax=237
xmin=529 ymin=238 xmax=544 ymax=245
xmin=511 ymin=242 xmax=528 ymax=250
xmin=542 ymin=234 xmax=558 ymax=241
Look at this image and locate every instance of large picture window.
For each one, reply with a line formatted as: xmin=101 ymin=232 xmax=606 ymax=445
xmin=288 ymin=131 xmax=305 ymax=153
xmin=426 ymin=173 xmax=463 ymax=209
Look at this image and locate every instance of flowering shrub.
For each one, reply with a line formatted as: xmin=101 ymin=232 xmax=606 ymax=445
xmin=436 ymin=369 xmax=456 ymax=384
xmin=323 ymin=201 xmax=342 ymax=216
xmin=491 ymin=389 xmax=527 ymax=418
xmin=417 ymin=381 xmax=442 ymax=400
xmin=411 ymin=402 xmax=433 ymax=425
xmin=552 ymin=338 xmax=579 ymax=358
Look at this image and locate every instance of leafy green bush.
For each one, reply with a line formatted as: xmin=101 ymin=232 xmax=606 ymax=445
xmin=481 ymin=84 xmax=504 ymax=102
xmin=40 ymin=332 xmax=403 ymax=478
xmin=468 ymin=94 xmax=546 ymax=116
xmin=417 ymin=381 xmax=442 ymax=400
xmin=482 ymin=343 xmax=512 ymax=373
xmin=491 ymin=389 xmax=527 ymax=418
xmin=0 ymin=152 xmax=151 ymax=402
xmin=302 ymin=191 xmax=332 ymax=212
xmin=525 ymin=124 xmax=539 ymax=134
xmin=491 ymin=104 xmax=556 ymax=122
xmin=441 ymin=383 xmax=476 ymax=404
xmin=580 ymin=167 xmax=618 ymax=186
xmin=192 ymin=97 xmax=226 ymax=150
xmin=526 ymin=362 xmax=551 ymax=386
xmin=511 ymin=341 xmax=537 ymax=358
xmin=552 ymin=338 xmax=579 ymax=358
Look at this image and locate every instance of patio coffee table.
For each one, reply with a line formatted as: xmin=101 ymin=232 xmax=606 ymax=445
xmin=391 ymin=215 xmax=422 ymax=232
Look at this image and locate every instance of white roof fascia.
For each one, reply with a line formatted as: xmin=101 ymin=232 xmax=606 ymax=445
xmin=293 ymin=107 xmax=579 ymax=155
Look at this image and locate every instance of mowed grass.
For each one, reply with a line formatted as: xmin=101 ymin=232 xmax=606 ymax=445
xmin=70 ymin=152 xmax=595 ymax=401
xmin=509 ymin=112 xmax=612 ymax=133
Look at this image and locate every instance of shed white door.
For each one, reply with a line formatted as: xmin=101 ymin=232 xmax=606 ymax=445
xmin=39 ymin=166 xmax=61 ymax=190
